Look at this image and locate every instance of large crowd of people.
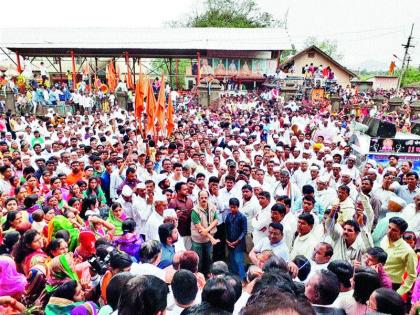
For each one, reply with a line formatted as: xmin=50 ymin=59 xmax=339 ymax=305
xmin=0 ymin=69 xmax=419 ymax=315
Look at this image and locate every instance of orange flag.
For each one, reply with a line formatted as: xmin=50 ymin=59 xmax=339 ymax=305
xmin=135 ymin=70 xmax=145 ymax=122
xmin=127 ymin=68 xmax=134 ymax=90
xmin=146 ymin=80 xmax=156 ymax=134
xmin=156 ymin=74 xmax=166 ymax=130
xmin=107 ymin=61 xmax=117 ymax=92
xmin=389 ymin=61 xmax=396 ymax=75
xmin=167 ymin=94 xmax=174 ymax=137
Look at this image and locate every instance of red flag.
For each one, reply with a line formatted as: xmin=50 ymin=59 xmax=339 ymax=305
xmin=156 ymin=73 xmax=166 ymax=130
xmin=146 ymin=81 xmax=156 ymax=134
xmin=167 ymin=95 xmax=174 ymax=137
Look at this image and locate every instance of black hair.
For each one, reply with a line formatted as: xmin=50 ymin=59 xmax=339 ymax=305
xmin=158 ymin=223 xmax=175 ymax=244
xmin=241 ymin=184 xmax=253 ymax=191
xmin=270 ymin=203 xmax=286 ymax=215
xmin=12 ymin=229 xmax=39 ymax=264
xmin=293 ymin=255 xmax=311 ymax=282
xmin=343 ymin=220 xmax=361 ymax=233
xmin=353 ymin=267 xmax=380 ymax=304
xmin=202 ymin=277 xmax=236 ymax=313
xmin=52 ymin=280 xmax=79 ymax=300
xmin=389 ymin=216 xmax=408 ymax=234
xmin=366 ymin=247 xmax=388 ymax=264
xmin=313 ymin=270 xmax=340 ymax=305
xmin=109 ymin=251 xmax=133 ymax=270
xmin=139 ymin=240 xmax=161 ymax=264
xmin=46 ymin=238 xmax=66 ymax=257
xmin=224 ymin=273 xmax=242 ymax=302
xmin=118 ymin=275 xmax=169 ymax=315
xmin=374 ymin=288 xmax=405 ymax=315
xmin=55 ymin=229 xmax=70 ymax=242
xmin=269 ymin=222 xmax=283 ymax=233
xmin=174 ymin=181 xmax=186 ymax=193
xmin=338 ymin=184 xmax=350 ymax=195
xmin=2 ymin=210 xmax=19 ymax=231
xmin=327 ymin=260 xmax=353 ymax=289
xmin=262 ymin=255 xmax=288 ymax=273
xmin=258 ymin=191 xmax=271 ymax=201
xmin=298 ymin=212 xmax=315 ymax=225
xmin=228 ymin=197 xmax=240 ymax=207
xmin=242 ymin=288 xmax=315 ymax=315
xmin=107 ymin=272 xmax=136 ymax=310
xmin=302 ymin=184 xmax=315 ymax=195
xmin=122 ymin=219 xmax=136 ymax=234
xmin=252 ymin=272 xmax=295 ymax=296
xmin=172 ymin=270 xmax=198 ymax=306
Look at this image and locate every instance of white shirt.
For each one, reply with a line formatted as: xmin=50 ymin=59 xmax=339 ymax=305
xmin=254 ymin=237 xmax=290 ymax=262
xmin=130 ymin=262 xmax=166 ymax=281
xmin=241 ymin=196 xmax=261 ymax=234
xmin=290 ymin=231 xmax=319 ymax=260
xmin=145 ymin=210 xmax=164 ymax=241
xmin=251 ymin=202 xmax=274 ymax=245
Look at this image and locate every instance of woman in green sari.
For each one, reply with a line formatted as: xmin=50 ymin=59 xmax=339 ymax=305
xmin=46 ymin=253 xmax=79 ymax=294
xmin=45 ymin=280 xmax=85 ymax=315
xmin=47 ymin=215 xmax=80 ymax=251
xmin=106 ymin=202 xmax=126 ymax=236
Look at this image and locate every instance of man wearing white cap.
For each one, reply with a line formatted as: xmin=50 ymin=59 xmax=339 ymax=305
xmin=292 ymin=160 xmax=311 ymax=190
xmin=331 ymin=163 xmax=342 ymax=190
xmin=307 ymin=165 xmax=320 ymax=188
xmin=342 ymin=154 xmax=360 ymax=182
xmin=315 ymin=175 xmax=337 ymax=212
xmin=117 ymin=185 xmax=149 ymax=236
xmin=340 ymin=170 xmax=358 ymax=202
xmin=145 ymin=193 xmax=168 ymax=241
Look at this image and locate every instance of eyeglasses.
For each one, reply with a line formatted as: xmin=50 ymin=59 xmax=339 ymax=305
xmin=403 ymin=234 xmax=415 ymax=241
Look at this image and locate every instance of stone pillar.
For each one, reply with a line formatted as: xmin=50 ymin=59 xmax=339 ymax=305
xmin=5 ymin=87 xmax=16 ymax=114
xmin=198 ymin=78 xmax=221 ymax=109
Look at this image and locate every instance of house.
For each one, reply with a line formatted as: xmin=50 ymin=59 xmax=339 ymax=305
xmin=280 ymin=45 xmax=357 ymax=87
xmin=368 ymin=75 xmax=399 ymax=90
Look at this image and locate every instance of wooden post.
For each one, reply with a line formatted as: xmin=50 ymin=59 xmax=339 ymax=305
xmin=58 ymin=57 xmax=63 ymax=82
xmin=70 ymin=50 xmax=77 ymax=90
xmin=133 ymin=57 xmax=136 ymax=82
xmin=16 ymin=51 xmax=22 ymax=73
xmin=175 ymin=59 xmax=179 ymax=90
xmin=196 ymin=52 xmax=201 ymax=87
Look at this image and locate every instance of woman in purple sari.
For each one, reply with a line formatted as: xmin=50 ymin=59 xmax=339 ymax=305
xmin=113 ymin=219 xmax=143 ymax=262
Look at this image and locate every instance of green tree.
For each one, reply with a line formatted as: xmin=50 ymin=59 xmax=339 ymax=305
xmin=304 ymin=36 xmax=343 ymax=61
xmin=172 ymin=0 xmax=284 ymax=28
xmin=400 ymin=67 xmax=420 ymax=86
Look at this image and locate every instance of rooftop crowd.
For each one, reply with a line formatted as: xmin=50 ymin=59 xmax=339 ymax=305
xmin=0 ymin=68 xmax=419 ymax=315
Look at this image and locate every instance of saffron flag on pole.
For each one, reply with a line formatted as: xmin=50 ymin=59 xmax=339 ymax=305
xmin=156 ymin=73 xmax=166 ymax=131
xmin=135 ymin=69 xmax=145 ymax=125
xmin=167 ymin=94 xmax=174 ymax=137
xmin=146 ymin=80 xmax=156 ymax=134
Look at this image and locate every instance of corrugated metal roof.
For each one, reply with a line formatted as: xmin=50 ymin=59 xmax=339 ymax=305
xmin=0 ymin=27 xmax=291 ymax=51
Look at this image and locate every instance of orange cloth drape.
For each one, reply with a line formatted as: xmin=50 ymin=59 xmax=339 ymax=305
xmin=167 ymin=95 xmax=174 ymax=137
xmin=135 ymin=71 xmax=146 ymax=130
xmin=156 ymin=74 xmax=166 ymax=131
xmin=146 ymin=81 xmax=156 ymax=134
xmin=107 ymin=61 xmax=117 ymax=92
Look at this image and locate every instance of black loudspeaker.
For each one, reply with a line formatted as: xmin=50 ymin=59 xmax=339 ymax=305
xmin=366 ymin=118 xmax=396 ymax=138
xmin=411 ymin=123 xmax=420 ymax=136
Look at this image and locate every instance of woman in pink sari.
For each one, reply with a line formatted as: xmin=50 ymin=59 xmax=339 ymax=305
xmin=12 ymin=229 xmax=49 ymax=306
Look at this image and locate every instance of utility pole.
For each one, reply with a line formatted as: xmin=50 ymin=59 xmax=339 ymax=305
xmin=398 ymin=23 xmax=415 ymax=90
